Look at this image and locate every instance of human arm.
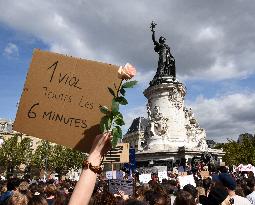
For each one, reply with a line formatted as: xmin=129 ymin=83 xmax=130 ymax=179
xmin=68 ymin=132 xmax=112 ymax=205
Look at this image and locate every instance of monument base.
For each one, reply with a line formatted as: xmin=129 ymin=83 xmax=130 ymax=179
xmin=135 ymin=148 xmax=225 ymax=169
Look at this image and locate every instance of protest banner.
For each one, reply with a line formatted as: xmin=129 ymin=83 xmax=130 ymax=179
xmin=106 ymin=170 xmax=124 ymax=180
xmin=109 ymin=179 xmax=134 ymax=196
xmin=139 ymin=174 xmax=151 ymax=183
xmin=154 ymin=166 xmax=168 ymax=182
xmin=13 ymin=49 xmax=121 ymax=152
xmin=103 ymin=143 xmax=129 ymax=163
xmin=178 ymin=175 xmax=196 ymax=189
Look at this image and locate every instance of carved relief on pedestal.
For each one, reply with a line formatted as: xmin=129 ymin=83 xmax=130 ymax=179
xmin=149 ymin=106 xmax=169 ymax=137
xmin=168 ymin=85 xmax=185 ymax=109
xmin=184 ymin=107 xmax=208 ymax=150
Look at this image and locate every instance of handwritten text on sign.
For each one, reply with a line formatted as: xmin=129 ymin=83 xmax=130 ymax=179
xmin=13 ymin=49 xmax=121 ymax=152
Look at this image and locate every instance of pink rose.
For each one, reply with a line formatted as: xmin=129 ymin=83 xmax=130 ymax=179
xmin=118 ymin=63 xmax=136 ymax=80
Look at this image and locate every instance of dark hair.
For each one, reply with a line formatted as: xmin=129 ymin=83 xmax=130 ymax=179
xmin=124 ymin=199 xmax=147 ymax=205
xmin=45 ymin=184 xmax=56 ymax=197
xmin=183 ymin=184 xmax=198 ymax=199
xmin=7 ymin=192 xmax=28 ymax=205
xmin=7 ymin=178 xmax=20 ymax=191
xmin=53 ymin=191 xmax=67 ymax=205
xmin=28 ymin=195 xmax=48 ymax=205
xmin=235 ymin=186 xmax=245 ymax=197
xmin=174 ymin=190 xmax=196 ymax=205
xmin=219 ymin=166 xmax=228 ymax=173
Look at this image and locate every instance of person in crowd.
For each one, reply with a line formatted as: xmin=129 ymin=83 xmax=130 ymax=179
xmin=202 ymin=177 xmax=211 ymax=196
xmin=0 ymin=178 xmax=20 ymax=204
xmin=19 ymin=181 xmax=32 ymax=199
xmin=218 ymin=173 xmax=252 ymax=205
xmin=28 ymin=195 xmax=48 ymax=205
xmin=52 ymin=191 xmax=67 ymax=205
xmin=174 ymin=190 xmax=196 ymax=205
xmin=7 ymin=192 xmax=28 ymax=205
xmin=203 ymin=183 xmax=228 ymax=205
xmin=45 ymin=184 xmax=56 ymax=205
xmin=247 ymin=179 xmax=255 ymax=204
xmin=183 ymin=184 xmax=198 ymax=201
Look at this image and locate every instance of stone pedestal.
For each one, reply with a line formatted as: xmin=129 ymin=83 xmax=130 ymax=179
xmin=143 ymin=79 xmax=188 ymax=151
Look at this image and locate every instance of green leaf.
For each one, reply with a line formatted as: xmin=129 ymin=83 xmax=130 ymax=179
xmin=100 ymin=116 xmax=112 ymax=133
xmin=115 ymin=112 xmax=123 ymax=119
xmin=114 ymin=117 xmax=125 ymax=126
xmin=108 ymin=87 xmax=116 ymax=97
xmin=122 ymin=80 xmax=138 ymax=89
xmin=112 ymin=99 xmax=119 ymax=115
xmin=120 ymin=87 xmax=126 ymax=96
xmin=116 ymin=126 xmax=122 ymax=138
xmin=115 ymin=96 xmax=128 ymax=105
xmin=99 ymin=106 xmax=110 ymax=115
xmin=111 ymin=126 xmax=122 ymax=147
xmin=111 ymin=136 xmax=118 ymax=147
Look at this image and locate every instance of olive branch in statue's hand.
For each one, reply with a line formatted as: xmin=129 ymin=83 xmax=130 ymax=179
xmin=99 ymin=63 xmax=137 ymax=147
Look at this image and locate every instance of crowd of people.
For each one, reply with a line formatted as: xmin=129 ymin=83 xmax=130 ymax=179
xmin=1 ymin=166 xmax=255 ymax=205
xmin=0 ymin=133 xmax=255 ymax=205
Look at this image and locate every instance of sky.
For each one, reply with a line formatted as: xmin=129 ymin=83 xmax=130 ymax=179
xmin=0 ymin=0 xmax=255 ymax=142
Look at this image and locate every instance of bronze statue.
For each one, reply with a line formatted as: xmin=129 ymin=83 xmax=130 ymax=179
xmin=150 ymin=21 xmax=176 ymax=79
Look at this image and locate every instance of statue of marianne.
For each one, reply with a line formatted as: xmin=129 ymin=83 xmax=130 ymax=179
xmin=150 ymin=21 xmax=176 ymax=79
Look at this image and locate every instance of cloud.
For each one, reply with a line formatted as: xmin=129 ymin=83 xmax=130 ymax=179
xmin=0 ymin=0 xmax=255 ymax=81
xmin=122 ymin=105 xmax=147 ymax=133
xmin=188 ymin=92 xmax=255 ymax=142
xmin=3 ymin=43 xmax=19 ymax=57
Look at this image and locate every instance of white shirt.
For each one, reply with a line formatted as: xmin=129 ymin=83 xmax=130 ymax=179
xmin=230 ymin=195 xmax=252 ymax=205
xmin=247 ymin=191 xmax=255 ymax=204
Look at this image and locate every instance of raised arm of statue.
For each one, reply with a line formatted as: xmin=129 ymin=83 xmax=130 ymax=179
xmin=152 ymin=30 xmax=157 ymax=45
xmin=150 ymin=21 xmax=158 ymax=45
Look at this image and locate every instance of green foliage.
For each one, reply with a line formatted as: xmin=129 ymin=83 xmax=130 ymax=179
xmin=115 ymin=96 xmax=128 ymax=105
xmin=100 ymin=116 xmax=112 ymax=133
xmin=32 ymin=140 xmax=86 ymax=175
xmin=0 ymin=134 xmax=33 ymax=174
xmin=31 ymin=140 xmax=52 ymax=169
xmin=0 ymin=137 xmax=86 ymax=177
xmin=99 ymin=78 xmax=137 ymax=147
xmin=111 ymin=99 xmax=119 ymax=114
xmin=108 ymin=87 xmax=116 ymax=97
xmin=121 ymin=80 xmax=138 ymax=89
xmin=222 ymin=134 xmax=255 ymax=166
xmin=99 ymin=106 xmax=110 ymax=115
xmin=120 ymin=87 xmax=126 ymax=96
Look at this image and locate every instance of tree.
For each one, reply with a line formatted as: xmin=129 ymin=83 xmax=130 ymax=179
xmin=49 ymin=145 xmax=86 ymax=177
xmin=32 ymin=141 xmax=86 ymax=177
xmin=31 ymin=140 xmax=53 ymax=171
xmin=222 ymin=133 xmax=255 ymax=166
xmin=0 ymin=134 xmax=33 ymax=175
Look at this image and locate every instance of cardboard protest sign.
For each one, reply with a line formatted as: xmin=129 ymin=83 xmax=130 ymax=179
xmin=109 ymin=179 xmax=134 ymax=196
xmin=103 ymin=143 xmax=129 ymax=163
xmin=13 ymin=49 xmax=121 ymax=152
xmin=178 ymin=172 xmax=188 ymax=176
xmin=200 ymin=171 xmax=210 ymax=179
